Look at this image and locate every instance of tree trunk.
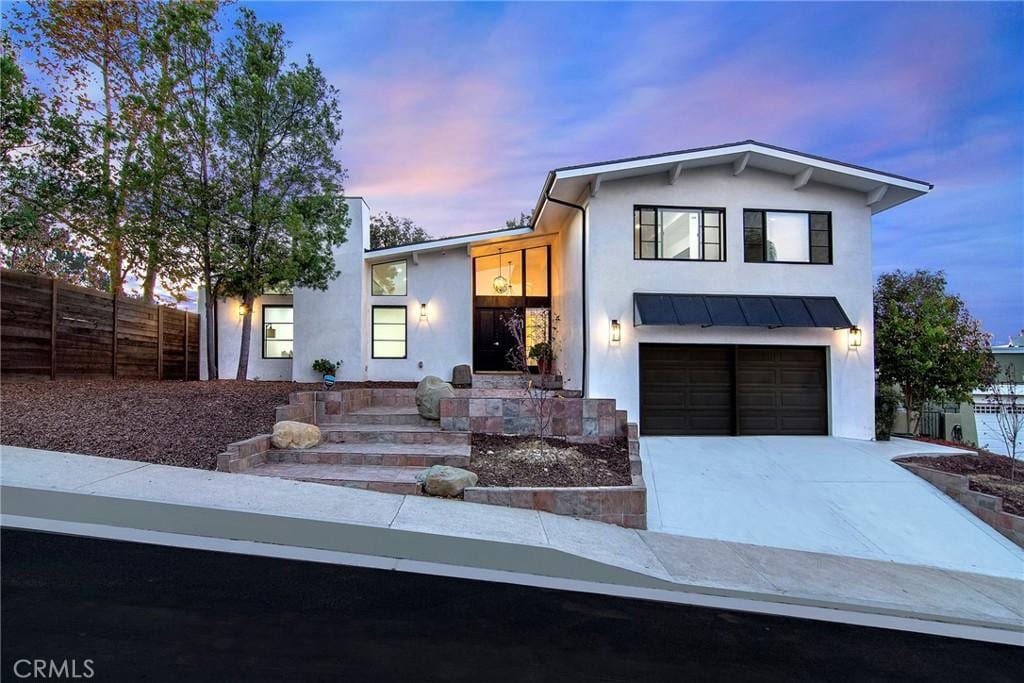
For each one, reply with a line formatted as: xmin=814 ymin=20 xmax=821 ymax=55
xmin=141 ymin=245 xmax=159 ymax=304
xmin=205 ymin=289 xmax=219 ymax=380
xmin=235 ymin=292 xmax=254 ymax=380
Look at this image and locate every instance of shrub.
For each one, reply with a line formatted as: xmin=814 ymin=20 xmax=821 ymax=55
xmin=312 ymin=358 xmax=341 ymax=375
xmin=875 ymin=384 xmax=902 ymax=441
xmin=528 ymin=342 xmax=552 ymax=361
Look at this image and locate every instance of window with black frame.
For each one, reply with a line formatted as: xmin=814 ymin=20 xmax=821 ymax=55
xmin=263 ymin=305 xmax=293 ymax=358
xmin=743 ymin=209 xmax=831 ymax=264
xmin=634 ymin=206 xmax=724 ymax=261
xmin=372 ymin=306 xmax=407 ymax=359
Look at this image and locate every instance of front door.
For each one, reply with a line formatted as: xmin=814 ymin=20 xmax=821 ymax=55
xmin=474 ymin=308 xmax=521 ymax=371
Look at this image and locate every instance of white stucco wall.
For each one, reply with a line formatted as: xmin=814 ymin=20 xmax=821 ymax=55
xmin=291 ymin=198 xmax=371 ymax=383
xmin=583 ymin=165 xmax=876 ymax=439
xmin=552 ymin=210 xmax=584 ymax=391
xmin=365 ymin=248 xmax=474 ymax=382
xmin=204 ymin=293 xmax=295 ymax=381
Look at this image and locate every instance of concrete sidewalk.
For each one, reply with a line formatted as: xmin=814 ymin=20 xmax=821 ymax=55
xmin=641 ymin=436 xmax=1023 ymax=577
xmin=1 ymin=445 xmax=1021 ymax=645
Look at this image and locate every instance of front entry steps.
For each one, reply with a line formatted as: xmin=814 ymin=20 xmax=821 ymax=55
xmin=320 ymin=406 xmax=435 ymax=426
xmin=244 ymin=396 xmax=470 ymax=493
xmin=265 ymin=441 xmax=470 ymax=468
xmin=246 ymin=462 xmax=425 ymax=495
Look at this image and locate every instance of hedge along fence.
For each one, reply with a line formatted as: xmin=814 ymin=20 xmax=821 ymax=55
xmin=1 ymin=269 xmax=199 ymax=382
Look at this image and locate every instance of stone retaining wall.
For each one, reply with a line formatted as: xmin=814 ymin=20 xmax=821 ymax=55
xmin=898 ymin=462 xmax=1024 ymax=548
xmin=316 ymin=388 xmax=415 ymax=419
xmin=274 ymin=391 xmax=316 ymax=424
xmin=463 ymin=423 xmax=646 ymax=529
xmin=217 ymin=434 xmax=271 ymax=473
xmin=439 ymin=396 xmax=626 ymax=442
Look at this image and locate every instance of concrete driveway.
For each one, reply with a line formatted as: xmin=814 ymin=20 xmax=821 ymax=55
xmin=641 ymin=436 xmax=1024 ymax=578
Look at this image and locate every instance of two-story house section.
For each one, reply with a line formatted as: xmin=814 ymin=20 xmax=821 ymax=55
xmin=203 ymin=140 xmax=932 ymax=441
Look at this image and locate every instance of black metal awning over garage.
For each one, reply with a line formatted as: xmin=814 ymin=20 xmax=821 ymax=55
xmin=633 ymin=293 xmax=853 ymax=329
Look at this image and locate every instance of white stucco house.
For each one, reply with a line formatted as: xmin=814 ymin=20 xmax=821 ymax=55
xmin=201 ymin=140 xmax=932 ymax=440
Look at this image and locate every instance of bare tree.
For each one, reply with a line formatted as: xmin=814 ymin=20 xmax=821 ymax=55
xmin=986 ymin=362 xmax=1022 ymax=481
xmin=503 ymin=309 xmax=563 ymax=437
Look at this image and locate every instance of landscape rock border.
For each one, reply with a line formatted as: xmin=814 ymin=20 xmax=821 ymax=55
xmin=463 ymin=423 xmax=646 ymax=529
xmin=898 ymin=462 xmax=1024 ymax=548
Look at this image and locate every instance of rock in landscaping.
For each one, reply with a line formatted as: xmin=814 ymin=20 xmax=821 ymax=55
xmin=271 ymin=420 xmax=321 ymax=449
xmin=451 ymin=364 xmax=472 ymax=387
xmin=417 ymin=465 xmax=479 ymax=497
xmin=415 ymin=375 xmax=456 ymax=420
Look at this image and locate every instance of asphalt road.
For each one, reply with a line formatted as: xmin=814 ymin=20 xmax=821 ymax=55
xmin=2 ymin=529 xmax=1020 ymax=681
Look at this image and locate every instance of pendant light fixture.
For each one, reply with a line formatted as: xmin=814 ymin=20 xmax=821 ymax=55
xmin=492 ymin=247 xmax=509 ymax=294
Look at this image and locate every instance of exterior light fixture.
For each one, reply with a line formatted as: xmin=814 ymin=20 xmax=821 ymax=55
xmin=420 ymin=303 xmax=428 ymax=321
xmin=610 ymin=319 xmax=622 ymax=343
xmin=238 ymin=303 xmax=248 ymax=317
xmin=848 ymin=326 xmax=863 ymax=349
xmin=492 ymin=248 xmax=509 ymax=294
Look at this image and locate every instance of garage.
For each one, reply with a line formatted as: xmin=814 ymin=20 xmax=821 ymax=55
xmin=639 ymin=344 xmax=828 ymax=436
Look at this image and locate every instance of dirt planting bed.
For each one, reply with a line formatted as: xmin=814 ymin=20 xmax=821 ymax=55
xmin=896 ymin=452 xmax=1023 ymax=516
xmin=470 ymin=433 xmax=631 ymax=488
xmin=0 ymin=380 xmax=414 ymax=470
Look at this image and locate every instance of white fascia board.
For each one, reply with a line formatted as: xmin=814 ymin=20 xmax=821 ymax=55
xmin=552 ymin=142 xmax=932 ymax=194
xmin=363 ymin=227 xmax=534 ymax=262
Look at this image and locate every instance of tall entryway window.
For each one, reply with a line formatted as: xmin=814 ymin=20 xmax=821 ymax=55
xmin=473 ymin=246 xmax=550 ymax=371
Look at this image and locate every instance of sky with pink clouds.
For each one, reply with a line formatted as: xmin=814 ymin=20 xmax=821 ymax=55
xmin=242 ymin=1 xmax=1022 ymax=337
xmin=10 ymin=1 xmax=1020 ymax=336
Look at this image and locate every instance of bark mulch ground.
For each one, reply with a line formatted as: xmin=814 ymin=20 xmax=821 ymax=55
xmin=896 ymin=450 xmax=1024 ymax=516
xmin=470 ymin=433 xmax=631 ymax=488
xmin=1 ymin=380 xmax=415 ymax=471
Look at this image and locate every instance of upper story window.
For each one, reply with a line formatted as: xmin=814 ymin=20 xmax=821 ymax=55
xmin=744 ymin=210 xmax=832 ymax=264
xmin=634 ymin=206 xmax=725 ymax=261
xmin=371 ymin=259 xmax=408 ymax=296
xmin=263 ymin=305 xmax=293 ymax=359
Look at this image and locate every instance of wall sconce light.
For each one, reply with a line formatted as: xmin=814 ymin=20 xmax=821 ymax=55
xmin=420 ymin=303 xmax=428 ymax=321
xmin=238 ymin=303 xmax=248 ymax=317
xmin=848 ymin=326 xmax=863 ymax=349
xmin=610 ymin=319 xmax=621 ymax=344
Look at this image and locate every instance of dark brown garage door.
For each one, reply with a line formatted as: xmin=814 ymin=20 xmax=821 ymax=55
xmin=639 ymin=345 xmax=734 ymax=435
xmin=735 ymin=346 xmax=828 ymax=435
xmin=639 ymin=344 xmax=828 ymax=436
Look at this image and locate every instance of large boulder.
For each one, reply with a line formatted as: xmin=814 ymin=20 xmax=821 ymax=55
xmin=417 ymin=465 xmax=479 ymax=497
xmin=451 ymin=364 xmax=472 ymax=387
xmin=415 ymin=375 xmax=455 ymax=420
xmin=271 ymin=420 xmax=321 ymax=449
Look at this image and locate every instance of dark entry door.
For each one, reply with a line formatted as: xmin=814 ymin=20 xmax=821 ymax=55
xmin=474 ymin=308 xmax=521 ymax=371
xmin=639 ymin=345 xmax=734 ymax=435
xmin=735 ymin=346 xmax=828 ymax=435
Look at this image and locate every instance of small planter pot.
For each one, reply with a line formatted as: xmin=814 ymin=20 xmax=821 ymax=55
xmin=322 ymin=373 xmax=336 ymax=390
xmin=536 ymin=358 xmax=552 ymax=376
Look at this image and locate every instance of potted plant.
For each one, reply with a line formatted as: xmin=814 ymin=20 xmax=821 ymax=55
xmin=312 ymin=358 xmax=342 ymax=390
xmin=528 ymin=342 xmax=553 ymax=376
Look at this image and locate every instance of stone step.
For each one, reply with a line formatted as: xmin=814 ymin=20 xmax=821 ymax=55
xmin=319 ymin=406 xmax=436 ymax=426
xmin=266 ymin=442 xmax=470 ymax=468
xmin=471 ymin=373 xmax=563 ymax=390
xmin=247 ymin=462 xmax=424 ymax=495
xmin=321 ymin=424 xmax=470 ymax=446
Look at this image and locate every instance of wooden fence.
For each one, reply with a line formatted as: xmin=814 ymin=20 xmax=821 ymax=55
xmin=1 ymin=269 xmax=200 ymax=382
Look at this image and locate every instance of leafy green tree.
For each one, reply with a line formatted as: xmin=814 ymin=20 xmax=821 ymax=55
xmin=14 ymin=0 xmax=157 ymax=295
xmin=0 ymin=33 xmax=104 ymax=287
xmin=216 ymin=8 xmax=349 ymax=379
xmin=874 ymin=270 xmax=995 ymax=435
xmin=369 ymin=211 xmax=430 ymax=249
xmin=158 ymin=0 xmax=227 ymax=379
xmin=505 ymin=211 xmax=532 ymax=229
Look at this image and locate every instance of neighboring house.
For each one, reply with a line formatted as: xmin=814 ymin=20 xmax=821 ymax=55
xmin=200 ymin=140 xmax=932 ymax=440
xmin=972 ymin=334 xmax=1024 ymax=456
